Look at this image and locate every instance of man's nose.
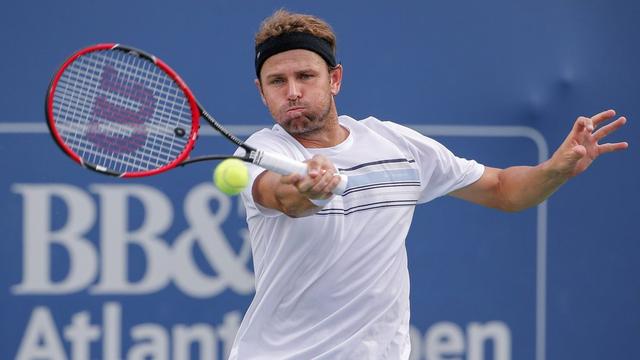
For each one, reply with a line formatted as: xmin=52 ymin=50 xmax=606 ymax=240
xmin=287 ymin=81 xmax=301 ymax=100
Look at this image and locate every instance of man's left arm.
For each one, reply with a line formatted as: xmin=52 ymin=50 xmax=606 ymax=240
xmin=450 ymin=109 xmax=628 ymax=212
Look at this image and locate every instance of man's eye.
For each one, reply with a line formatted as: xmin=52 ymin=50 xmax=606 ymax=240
xmin=300 ymin=73 xmax=313 ymax=80
xmin=269 ymin=78 xmax=284 ymax=85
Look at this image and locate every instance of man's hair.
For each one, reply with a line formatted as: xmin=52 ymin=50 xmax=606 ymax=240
xmin=255 ymin=9 xmax=337 ymax=55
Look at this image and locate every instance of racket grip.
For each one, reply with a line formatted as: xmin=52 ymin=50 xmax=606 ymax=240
xmin=254 ymin=150 xmax=348 ymax=195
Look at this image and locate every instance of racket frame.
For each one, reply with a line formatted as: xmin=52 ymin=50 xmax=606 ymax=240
xmin=46 ymin=43 xmax=205 ymax=177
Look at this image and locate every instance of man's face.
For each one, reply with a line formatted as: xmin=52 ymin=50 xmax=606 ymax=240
xmin=256 ymin=49 xmax=341 ymax=135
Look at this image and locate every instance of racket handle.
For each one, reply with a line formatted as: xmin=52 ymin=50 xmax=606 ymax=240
xmin=254 ymin=150 xmax=348 ymax=195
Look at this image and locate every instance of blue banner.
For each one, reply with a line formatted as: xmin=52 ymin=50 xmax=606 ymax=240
xmin=1 ymin=0 xmax=638 ymax=359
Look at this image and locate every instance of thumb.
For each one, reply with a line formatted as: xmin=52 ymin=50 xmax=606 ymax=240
xmin=568 ymin=145 xmax=587 ymax=162
xmin=551 ymin=145 xmax=585 ymax=176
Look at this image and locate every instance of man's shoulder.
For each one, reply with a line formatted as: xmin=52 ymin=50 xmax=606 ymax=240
xmin=340 ymin=115 xmax=400 ymax=134
xmin=344 ymin=115 xmax=447 ymax=154
xmin=340 ymin=114 xmax=384 ymax=125
xmin=344 ymin=115 xmax=412 ymax=140
xmin=342 ymin=115 xmax=405 ymax=132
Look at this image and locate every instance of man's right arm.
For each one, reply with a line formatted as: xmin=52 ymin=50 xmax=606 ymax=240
xmin=252 ymin=155 xmax=341 ymax=217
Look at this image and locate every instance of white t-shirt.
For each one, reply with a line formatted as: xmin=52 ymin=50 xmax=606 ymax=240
xmin=229 ymin=115 xmax=484 ymax=359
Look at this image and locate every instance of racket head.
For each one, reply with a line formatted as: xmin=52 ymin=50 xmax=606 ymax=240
xmin=46 ymin=43 xmax=200 ymax=177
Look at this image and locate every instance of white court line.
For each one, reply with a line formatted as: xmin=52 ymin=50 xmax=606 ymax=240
xmin=1 ymin=121 xmax=548 ymax=360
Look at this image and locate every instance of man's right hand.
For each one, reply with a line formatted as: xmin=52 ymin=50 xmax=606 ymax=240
xmin=254 ymin=154 xmax=340 ymax=217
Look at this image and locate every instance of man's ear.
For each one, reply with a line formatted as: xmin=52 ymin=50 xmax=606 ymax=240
xmin=329 ymin=64 xmax=343 ymax=96
xmin=255 ymin=78 xmax=267 ymax=105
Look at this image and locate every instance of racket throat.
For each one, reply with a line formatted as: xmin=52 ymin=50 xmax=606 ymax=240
xmin=248 ymin=149 xmax=263 ymax=164
xmin=250 ymin=149 xmax=308 ymax=176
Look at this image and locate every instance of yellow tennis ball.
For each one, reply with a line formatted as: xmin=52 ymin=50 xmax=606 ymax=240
xmin=213 ymin=159 xmax=249 ymax=196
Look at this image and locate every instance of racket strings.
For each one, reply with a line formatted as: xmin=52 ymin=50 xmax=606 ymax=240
xmin=52 ymin=49 xmax=194 ymax=174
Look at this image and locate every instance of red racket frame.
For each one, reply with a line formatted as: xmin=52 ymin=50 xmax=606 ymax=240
xmin=45 ymin=43 xmax=201 ymax=177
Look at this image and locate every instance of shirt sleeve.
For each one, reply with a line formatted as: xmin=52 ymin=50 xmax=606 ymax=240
xmin=366 ymin=119 xmax=485 ymax=204
xmin=233 ymin=129 xmax=303 ymax=218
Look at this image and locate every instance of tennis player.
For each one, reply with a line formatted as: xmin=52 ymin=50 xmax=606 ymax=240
xmin=228 ymin=9 xmax=628 ymax=359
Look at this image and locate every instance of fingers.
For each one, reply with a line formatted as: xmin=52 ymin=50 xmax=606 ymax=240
xmin=280 ymin=169 xmax=336 ymax=199
xmin=574 ymin=109 xmax=618 ymax=133
xmin=305 ymin=168 xmax=339 ymax=194
xmin=573 ymin=110 xmax=629 ymax=142
xmin=598 ymin=142 xmax=629 ymax=154
xmin=305 ymin=156 xmax=325 ymax=178
xmin=593 ymin=116 xmax=627 ymax=141
xmin=311 ymin=170 xmax=341 ymax=194
xmin=590 ymin=109 xmax=616 ymax=127
xmin=573 ymin=116 xmax=593 ymax=134
xmin=298 ymin=155 xmax=339 ymax=198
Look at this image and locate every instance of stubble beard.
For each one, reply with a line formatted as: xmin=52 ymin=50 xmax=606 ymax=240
xmin=276 ymin=98 xmax=334 ymax=136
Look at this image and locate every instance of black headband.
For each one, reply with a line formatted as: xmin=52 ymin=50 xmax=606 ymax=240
xmin=255 ymin=32 xmax=337 ymax=78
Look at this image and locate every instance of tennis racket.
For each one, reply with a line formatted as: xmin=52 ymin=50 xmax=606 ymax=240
xmin=45 ymin=43 xmax=347 ymax=194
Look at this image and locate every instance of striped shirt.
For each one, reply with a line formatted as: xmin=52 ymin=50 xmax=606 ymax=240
xmin=230 ymin=115 xmax=484 ymax=359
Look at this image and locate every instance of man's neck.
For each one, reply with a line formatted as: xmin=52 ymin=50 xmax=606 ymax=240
xmin=292 ymin=117 xmax=349 ymax=148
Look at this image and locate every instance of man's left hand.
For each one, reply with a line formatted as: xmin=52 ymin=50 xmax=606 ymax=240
xmin=550 ymin=109 xmax=628 ymax=178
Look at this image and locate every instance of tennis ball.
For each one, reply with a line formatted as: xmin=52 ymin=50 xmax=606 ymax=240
xmin=213 ymin=159 xmax=249 ymax=196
